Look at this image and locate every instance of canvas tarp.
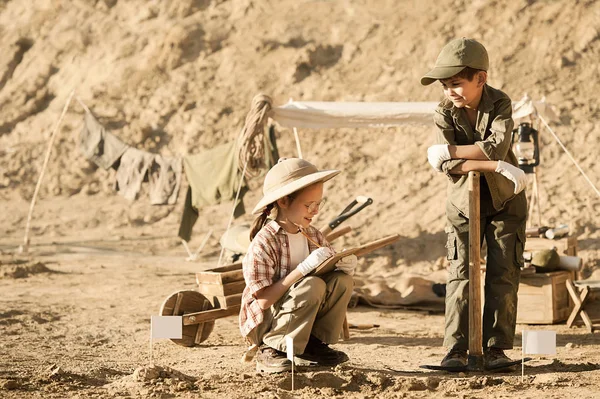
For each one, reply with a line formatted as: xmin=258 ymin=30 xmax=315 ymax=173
xmin=269 ymin=95 xmax=557 ymax=129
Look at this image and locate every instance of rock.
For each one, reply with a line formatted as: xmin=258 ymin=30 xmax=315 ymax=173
xmin=1 ymin=379 xmax=19 ymax=390
xmin=565 ymin=342 xmax=575 ymax=349
xmin=406 ymin=379 xmax=428 ymax=391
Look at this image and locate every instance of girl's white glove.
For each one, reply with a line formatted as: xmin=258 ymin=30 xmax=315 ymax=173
xmin=427 ymin=144 xmax=451 ymax=172
xmin=297 ymin=247 xmax=335 ymax=276
xmin=495 ymin=160 xmax=527 ymax=194
xmin=336 ymin=254 xmax=357 ymax=276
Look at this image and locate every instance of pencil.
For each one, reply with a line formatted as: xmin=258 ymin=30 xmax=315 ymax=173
xmin=297 ymin=227 xmax=322 ymax=248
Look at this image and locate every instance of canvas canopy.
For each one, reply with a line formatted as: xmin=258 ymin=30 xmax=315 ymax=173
xmin=269 ymin=94 xmax=558 ymax=129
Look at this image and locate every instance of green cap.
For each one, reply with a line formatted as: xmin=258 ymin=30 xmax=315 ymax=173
xmin=531 ymin=249 xmax=560 ymax=271
xmin=420 ymin=38 xmax=489 ymax=86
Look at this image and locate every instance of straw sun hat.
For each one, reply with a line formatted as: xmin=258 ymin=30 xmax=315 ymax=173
xmin=251 ymin=158 xmax=340 ymax=215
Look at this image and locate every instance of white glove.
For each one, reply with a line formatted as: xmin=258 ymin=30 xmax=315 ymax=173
xmin=495 ymin=160 xmax=527 ymax=194
xmin=335 ymin=254 xmax=357 ymax=276
xmin=296 ymin=247 xmax=335 ymax=276
xmin=427 ymin=144 xmax=451 ymax=172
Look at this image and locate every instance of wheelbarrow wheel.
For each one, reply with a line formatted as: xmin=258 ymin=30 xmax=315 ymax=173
xmin=159 ymin=290 xmax=215 ymax=347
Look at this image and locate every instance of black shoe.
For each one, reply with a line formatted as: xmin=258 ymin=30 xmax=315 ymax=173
xmin=256 ymin=346 xmax=292 ymax=373
xmin=484 ymin=348 xmax=515 ymax=370
xmin=296 ymin=335 xmax=349 ymax=366
xmin=440 ymin=348 xmax=468 ymax=368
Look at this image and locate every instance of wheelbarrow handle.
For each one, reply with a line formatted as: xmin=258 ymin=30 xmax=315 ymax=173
xmin=327 ymin=196 xmax=373 ymax=231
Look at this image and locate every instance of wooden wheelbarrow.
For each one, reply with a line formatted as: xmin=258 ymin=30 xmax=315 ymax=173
xmin=160 ymin=234 xmax=400 ymax=347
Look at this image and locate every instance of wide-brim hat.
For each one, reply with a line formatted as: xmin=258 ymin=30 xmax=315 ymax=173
xmin=220 ymin=224 xmax=251 ymax=254
xmin=252 ymin=158 xmax=340 ymax=215
xmin=421 ymin=38 xmax=489 ymax=86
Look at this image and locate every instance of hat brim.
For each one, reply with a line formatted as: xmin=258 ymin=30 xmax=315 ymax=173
xmin=220 ymin=224 xmax=251 ymax=253
xmin=252 ymin=169 xmax=340 ymax=215
xmin=420 ymin=66 xmax=466 ymax=86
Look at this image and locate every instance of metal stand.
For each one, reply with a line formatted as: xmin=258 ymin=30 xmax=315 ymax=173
xmin=526 ymin=167 xmax=542 ymax=228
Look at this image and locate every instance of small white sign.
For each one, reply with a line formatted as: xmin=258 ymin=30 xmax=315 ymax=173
xmin=286 ymin=336 xmax=294 ymax=361
xmin=523 ymin=330 xmax=556 ymax=355
xmin=151 ymin=316 xmax=182 ymax=339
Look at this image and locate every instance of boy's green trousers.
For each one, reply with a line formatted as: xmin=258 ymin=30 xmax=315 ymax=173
xmin=444 ymin=190 xmax=527 ymax=350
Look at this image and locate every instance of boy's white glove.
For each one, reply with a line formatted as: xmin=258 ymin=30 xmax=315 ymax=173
xmin=297 ymin=247 xmax=335 ymax=276
xmin=335 ymin=254 xmax=357 ymax=276
xmin=495 ymin=160 xmax=527 ymax=194
xmin=427 ymin=144 xmax=451 ymax=172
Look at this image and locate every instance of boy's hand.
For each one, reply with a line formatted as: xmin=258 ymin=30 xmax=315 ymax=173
xmin=297 ymin=247 xmax=335 ymax=276
xmin=495 ymin=161 xmax=527 ymax=194
xmin=336 ymin=254 xmax=357 ymax=276
xmin=427 ymin=144 xmax=451 ymax=171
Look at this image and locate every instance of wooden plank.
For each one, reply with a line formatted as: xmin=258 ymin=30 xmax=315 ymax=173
xmin=183 ymin=305 xmax=241 ymax=325
xmin=196 ymin=269 xmax=244 ymax=285
xmin=197 ymin=280 xmax=246 ymax=297
xmin=468 ymin=172 xmax=482 ymax=357
xmin=194 ymin=299 xmax=212 ymax=345
xmin=172 ymin=292 xmax=184 ymax=316
xmin=212 ymin=293 xmax=242 ymax=309
xmin=326 ymin=226 xmax=352 ymax=243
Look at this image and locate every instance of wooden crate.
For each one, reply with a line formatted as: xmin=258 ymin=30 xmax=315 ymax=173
xmin=195 ymin=262 xmax=245 ymax=309
xmin=516 ymin=270 xmax=574 ymax=324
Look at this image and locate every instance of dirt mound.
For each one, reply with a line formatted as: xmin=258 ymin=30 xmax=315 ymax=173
xmin=0 ymin=257 xmax=53 ymax=279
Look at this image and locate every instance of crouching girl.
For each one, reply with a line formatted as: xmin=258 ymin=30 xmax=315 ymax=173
xmin=239 ymin=158 xmax=356 ymax=373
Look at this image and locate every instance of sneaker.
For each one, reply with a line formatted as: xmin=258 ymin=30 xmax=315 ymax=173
xmin=296 ymin=335 xmax=349 ymax=366
xmin=484 ymin=348 xmax=515 ymax=370
xmin=440 ymin=348 xmax=468 ymax=368
xmin=256 ymin=346 xmax=292 ymax=373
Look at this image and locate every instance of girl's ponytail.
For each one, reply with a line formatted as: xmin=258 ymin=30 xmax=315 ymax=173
xmin=249 ymin=203 xmax=274 ymax=241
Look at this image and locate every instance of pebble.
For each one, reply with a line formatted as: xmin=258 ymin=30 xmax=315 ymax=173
xmin=565 ymin=342 xmax=575 ymax=349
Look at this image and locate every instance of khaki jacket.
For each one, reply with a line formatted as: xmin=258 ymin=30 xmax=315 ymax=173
xmin=434 ymin=84 xmax=520 ymax=217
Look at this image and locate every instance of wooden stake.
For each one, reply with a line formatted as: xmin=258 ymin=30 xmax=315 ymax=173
xmin=293 ymin=127 xmax=303 ymax=159
xmin=468 ymin=171 xmax=483 ymax=359
xmin=20 ymin=90 xmax=75 ymax=254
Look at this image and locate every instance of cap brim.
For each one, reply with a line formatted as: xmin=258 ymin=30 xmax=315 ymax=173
xmin=252 ymin=169 xmax=340 ymax=215
xmin=420 ymin=66 xmax=466 ymax=86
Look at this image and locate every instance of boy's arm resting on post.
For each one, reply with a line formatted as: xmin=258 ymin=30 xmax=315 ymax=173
xmin=433 ymin=109 xmax=467 ymax=182
xmin=473 ymin=98 xmax=514 ymax=161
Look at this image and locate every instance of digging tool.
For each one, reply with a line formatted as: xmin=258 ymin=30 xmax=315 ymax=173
xmin=320 ymin=196 xmax=373 ymax=236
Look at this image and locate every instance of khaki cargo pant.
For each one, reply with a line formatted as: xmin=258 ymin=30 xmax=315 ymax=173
xmin=444 ymin=191 xmax=527 ymax=350
xmin=262 ymin=271 xmax=353 ymax=355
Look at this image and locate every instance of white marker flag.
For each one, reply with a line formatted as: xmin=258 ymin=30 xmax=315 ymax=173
xmin=151 ymin=316 xmax=182 ymax=339
xmin=523 ymin=330 xmax=556 ymax=355
xmin=286 ymin=336 xmax=295 ymax=361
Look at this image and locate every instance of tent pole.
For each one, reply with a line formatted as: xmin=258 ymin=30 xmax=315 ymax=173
xmin=19 ymin=89 xmax=75 ymax=254
xmin=539 ymin=115 xmax=600 ymax=198
xmin=293 ymin=127 xmax=303 ymax=159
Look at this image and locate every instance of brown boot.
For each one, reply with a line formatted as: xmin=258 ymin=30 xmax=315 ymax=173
xmin=296 ymin=335 xmax=349 ymax=366
xmin=256 ymin=346 xmax=292 ymax=373
xmin=440 ymin=348 xmax=468 ymax=368
xmin=484 ymin=348 xmax=515 ymax=370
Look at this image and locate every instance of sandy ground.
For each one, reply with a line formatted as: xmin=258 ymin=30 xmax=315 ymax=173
xmin=1 ymin=0 xmax=600 ymax=397
xmin=1 ymin=194 xmax=599 ymax=399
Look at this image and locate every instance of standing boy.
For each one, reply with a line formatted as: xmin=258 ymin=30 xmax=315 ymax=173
xmin=421 ymin=38 xmax=528 ymax=370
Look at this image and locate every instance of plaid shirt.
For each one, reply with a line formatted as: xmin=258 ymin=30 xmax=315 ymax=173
xmin=239 ymin=220 xmax=332 ymax=343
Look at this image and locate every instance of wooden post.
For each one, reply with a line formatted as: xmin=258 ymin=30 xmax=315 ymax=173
xmin=468 ymin=171 xmax=483 ymax=369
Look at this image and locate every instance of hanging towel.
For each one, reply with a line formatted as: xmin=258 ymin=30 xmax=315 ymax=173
xmin=116 ymin=148 xmax=155 ymax=201
xmin=79 ymin=111 xmax=128 ymax=170
xmin=148 ymin=155 xmax=182 ymax=205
